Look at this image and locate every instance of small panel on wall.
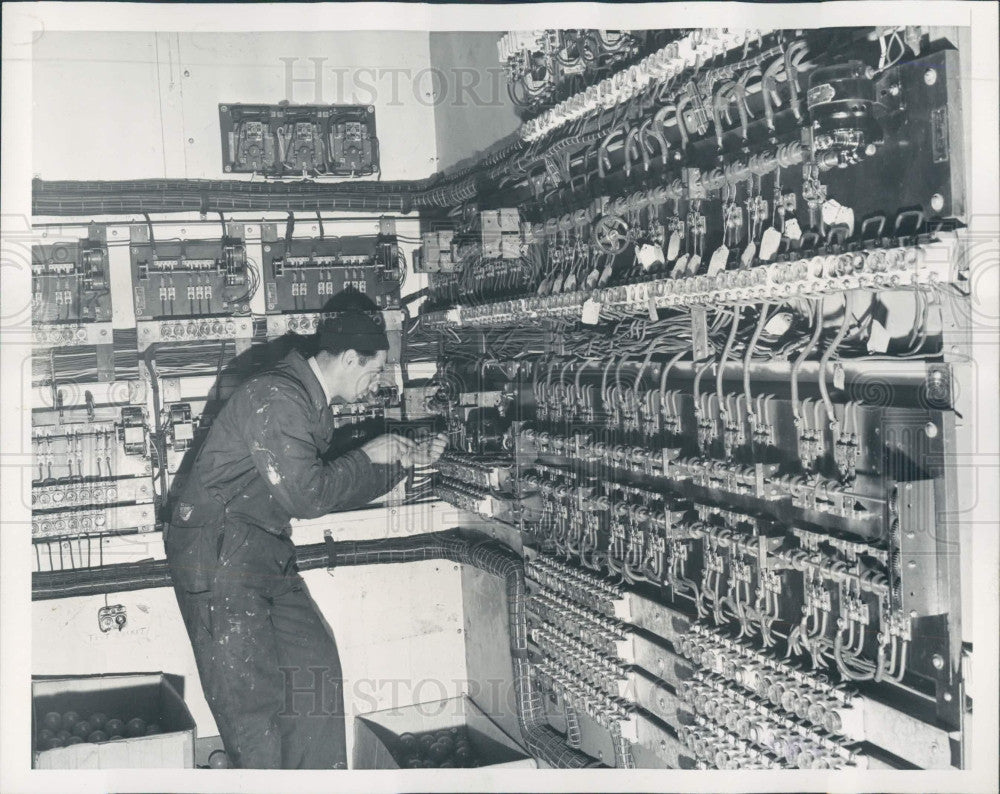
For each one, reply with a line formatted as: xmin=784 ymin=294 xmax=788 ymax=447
xmin=260 ymin=223 xmax=401 ymax=313
xmin=219 ymin=103 xmax=379 ymax=178
xmin=129 ymin=226 xmax=255 ymax=320
xmin=31 ymin=225 xmax=111 ymax=324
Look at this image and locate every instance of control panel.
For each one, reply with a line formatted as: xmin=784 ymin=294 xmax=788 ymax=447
xmin=219 ymin=103 xmax=379 ymax=177
xmin=417 ymin=26 xmax=973 ymax=770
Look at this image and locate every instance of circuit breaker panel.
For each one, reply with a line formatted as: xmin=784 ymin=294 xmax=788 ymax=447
xmin=413 ymin=27 xmax=973 ymax=770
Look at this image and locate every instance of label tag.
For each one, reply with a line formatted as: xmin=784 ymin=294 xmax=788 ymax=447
xmin=581 ymin=298 xmax=602 ymax=325
xmin=759 ymin=227 xmax=782 ymax=261
xmin=931 ymin=105 xmax=950 ymax=163
xmin=637 ymin=242 xmax=665 ymax=271
xmin=666 ymin=231 xmax=681 ymax=261
xmin=784 ymin=218 xmax=802 ymax=241
xmin=647 ymin=291 xmax=658 ymax=321
xmin=763 ymin=311 xmax=793 ymax=336
xmin=741 ymin=242 xmax=757 ymax=268
xmin=671 ymin=253 xmax=690 ymax=277
xmin=836 ymin=206 xmax=856 ymax=236
xmin=807 ymin=83 xmax=836 ymax=106
xmin=707 ymin=245 xmax=729 ymax=276
xmin=833 ymin=363 xmax=845 ymax=391
xmin=821 ymin=198 xmax=843 ymax=227
xmin=867 ymin=319 xmax=891 ymax=353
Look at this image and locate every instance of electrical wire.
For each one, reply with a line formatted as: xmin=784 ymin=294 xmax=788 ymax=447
xmin=791 ymin=299 xmax=824 ymax=424
xmin=716 ymin=306 xmax=742 ymax=416
xmin=142 ymin=212 xmax=158 ymax=256
xmin=818 ymin=295 xmax=852 ymax=426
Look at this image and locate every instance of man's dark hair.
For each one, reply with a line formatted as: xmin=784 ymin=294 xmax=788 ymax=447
xmin=314 ymin=291 xmax=389 ymax=364
xmin=316 ymin=308 xmax=389 ymax=363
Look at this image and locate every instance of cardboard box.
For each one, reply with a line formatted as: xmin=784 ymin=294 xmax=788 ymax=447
xmin=32 ymin=673 xmax=196 ymax=769
xmin=353 ymin=695 xmax=536 ymax=770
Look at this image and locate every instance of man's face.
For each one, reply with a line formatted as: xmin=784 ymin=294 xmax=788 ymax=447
xmin=344 ymin=349 xmax=388 ymax=403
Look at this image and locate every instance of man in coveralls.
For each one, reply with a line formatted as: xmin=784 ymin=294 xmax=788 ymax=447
xmin=165 ymin=308 xmax=446 ymax=769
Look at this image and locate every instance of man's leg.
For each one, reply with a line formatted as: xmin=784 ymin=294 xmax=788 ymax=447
xmin=169 ymin=520 xmax=345 ymax=768
xmin=198 ymin=519 xmax=290 ymax=768
xmin=270 ymin=566 xmax=348 ymax=768
xmin=170 ymin=584 xmax=244 ymax=756
xmin=166 ymin=522 xmax=261 ymax=764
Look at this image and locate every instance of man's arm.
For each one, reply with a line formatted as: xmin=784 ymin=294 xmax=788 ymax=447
xmin=235 ymin=375 xmax=406 ymax=520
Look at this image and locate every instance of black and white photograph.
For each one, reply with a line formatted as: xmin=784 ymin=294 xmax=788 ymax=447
xmin=1 ymin=3 xmax=997 ymax=792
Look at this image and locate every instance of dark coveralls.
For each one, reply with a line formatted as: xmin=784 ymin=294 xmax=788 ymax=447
xmin=165 ymin=349 xmax=404 ymax=768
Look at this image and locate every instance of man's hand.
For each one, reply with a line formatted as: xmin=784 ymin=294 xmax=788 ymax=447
xmin=400 ymin=432 xmax=448 ymax=468
xmin=360 ymin=433 xmax=417 ymax=465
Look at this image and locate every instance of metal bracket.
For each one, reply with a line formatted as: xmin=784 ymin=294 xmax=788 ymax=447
xmin=690 ymin=308 xmax=711 ymax=361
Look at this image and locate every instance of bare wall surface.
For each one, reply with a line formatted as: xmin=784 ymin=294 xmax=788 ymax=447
xmin=32 ymin=31 xmax=438 ymax=181
xmin=428 ymin=32 xmax=521 ymax=172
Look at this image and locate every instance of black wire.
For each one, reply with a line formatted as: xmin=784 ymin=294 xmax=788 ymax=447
xmin=142 ymin=212 xmax=158 ymax=257
xmin=223 ymin=256 xmax=260 ymax=307
xmin=285 ymin=211 xmax=295 ymax=250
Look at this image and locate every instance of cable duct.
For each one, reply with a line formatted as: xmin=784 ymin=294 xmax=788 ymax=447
xmin=31 ymin=137 xmax=525 ymax=216
xmin=32 ymin=528 xmax=591 ymax=769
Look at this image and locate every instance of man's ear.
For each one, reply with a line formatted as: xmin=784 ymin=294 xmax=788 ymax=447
xmin=341 ymin=349 xmax=358 ymax=367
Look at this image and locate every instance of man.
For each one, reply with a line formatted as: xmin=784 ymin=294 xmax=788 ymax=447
xmin=165 ymin=308 xmax=446 ymax=769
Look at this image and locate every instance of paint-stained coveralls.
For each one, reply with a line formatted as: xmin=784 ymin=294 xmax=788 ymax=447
xmin=165 ymin=348 xmax=404 ymax=768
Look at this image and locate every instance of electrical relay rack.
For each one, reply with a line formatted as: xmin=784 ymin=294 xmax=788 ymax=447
xmin=25 ymin=23 xmax=985 ymax=775
xmin=414 ymin=26 xmax=975 ymax=771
